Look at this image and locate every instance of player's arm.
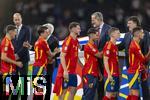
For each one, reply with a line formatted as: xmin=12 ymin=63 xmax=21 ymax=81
xmin=44 ymin=40 xmax=59 ymax=58
xmin=1 ymin=52 xmax=23 ymax=67
xmin=87 ymin=44 xmax=103 ymax=58
xmin=60 ymin=52 xmax=69 ymax=79
xmin=46 ymin=49 xmax=59 ymax=58
xmin=103 ymin=56 xmax=113 ymax=81
xmin=135 ymin=49 xmax=148 ymax=64
xmin=95 ymin=51 xmax=103 ymax=58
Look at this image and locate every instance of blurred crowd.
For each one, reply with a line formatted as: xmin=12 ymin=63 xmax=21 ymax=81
xmin=0 ymin=0 xmax=150 ymax=41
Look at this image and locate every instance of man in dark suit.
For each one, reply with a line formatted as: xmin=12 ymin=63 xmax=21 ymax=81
xmin=118 ymin=16 xmax=150 ymax=100
xmin=12 ymin=13 xmax=31 ymax=99
xmin=91 ymin=12 xmax=111 ymax=100
xmin=117 ymin=16 xmax=141 ymax=68
xmin=43 ymin=23 xmax=60 ymax=99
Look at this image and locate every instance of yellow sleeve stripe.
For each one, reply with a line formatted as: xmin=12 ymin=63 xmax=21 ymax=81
xmin=87 ymin=42 xmax=93 ymax=49
xmin=131 ymin=54 xmax=134 ymax=66
xmin=66 ymin=36 xmax=71 ymax=46
xmin=107 ymin=42 xmax=111 ymax=50
xmin=66 ymin=59 xmax=70 ymax=69
xmin=39 ymin=50 xmax=43 ymax=59
xmin=88 ymin=63 xmax=93 ymax=74
xmin=5 ymin=38 xmax=9 ymax=47
xmin=35 ymin=47 xmax=38 ymax=60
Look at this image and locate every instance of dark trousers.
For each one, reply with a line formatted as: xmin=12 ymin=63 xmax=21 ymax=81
xmin=141 ymin=62 xmax=150 ymax=100
xmin=141 ymin=80 xmax=150 ymax=100
xmin=16 ymin=62 xmax=28 ymax=100
xmin=45 ymin=64 xmax=54 ymax=100
xmin=82 ymin=74 xmax=98 ymax=100
xmin=97 ymin=59 xmax=104 ymax=100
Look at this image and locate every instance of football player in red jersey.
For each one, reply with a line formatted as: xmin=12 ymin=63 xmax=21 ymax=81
xmin=53 ymin=22 xmax=82 ymax=100
xmin=1 ymin=25 xmax=23 ymax=98
xmin=1 ymin=25 xmax=23 ymax=75
xmin=82 ymin=28 xmax=103 ymax=100
xmin=103 ymin=27 xmax=120 ymax=100
xmin=32 ymin=26 xmax=59 ymax=99
xmin=127 ymin=27 xmax=150 ymax=100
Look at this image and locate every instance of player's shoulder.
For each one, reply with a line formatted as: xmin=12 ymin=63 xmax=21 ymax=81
xmin=103 ymin=23 xmax=111 ymax=29
xmin=129 ymin=40 xmax=137 ymax=49
xmin=1 ymin=37 xmax=9 ymax=45
xmin=104 ymin=41 xmax=112 ymax=49
xmin=22 ymin=25 xmax=30 ymax=30
xmin=130 ymin=40 xmax=136 ymax=46
xmin=63 ymin=35 xmax=72 ymax=45
xmin=84 ymin=43 xmax=91 ymax=50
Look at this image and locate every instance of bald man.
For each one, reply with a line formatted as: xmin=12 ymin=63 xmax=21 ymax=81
xmin=12 ymin=13 xmax=31 ymax=99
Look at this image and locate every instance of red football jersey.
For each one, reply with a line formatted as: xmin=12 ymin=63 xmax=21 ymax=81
xmin=82 ymin=42 xmax=99 ymax=77
xmin=33 ymin=36 xmax=50 ymax=67
xmin=128 ymin=40 xmax=145 ymax=73
xmin=58 ymin=35 xmax=79 ymax=75
xmin=103 ymin=41 xmax=119 ymax=77
xmin=1 ymin=36 xmax=16 ymax=73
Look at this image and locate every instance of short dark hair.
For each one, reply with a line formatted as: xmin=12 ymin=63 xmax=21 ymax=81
xmin=127 ymin=16 xmax=141 ymax=26
xmin=132 ymin=26 xmax=143 ymax=36
xmin=5 ymin=25 xmax=17 ymax=33
xmin=69 ymin=22 xmax=80 ymax=31
xmin=108 ymin=27 xmax=119 ymax=36
xmin=38 ymin=26 xmax=48 ymax=35
xmin=87 ymin=27 xmax=98 ymax=35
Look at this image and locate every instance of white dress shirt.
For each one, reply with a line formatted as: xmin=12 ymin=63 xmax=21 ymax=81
xmin=16 ymin=24 xmax=22 ymax=39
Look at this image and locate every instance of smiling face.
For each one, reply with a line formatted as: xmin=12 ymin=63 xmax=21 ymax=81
xmin=91 ymin=15 xmax=101 ymax=27
xmin=71 ymin=25 xmax=81 ymax=36
xmin=139 ymin=30 xmax=144 ymax=39
xmin=127 ymin=20 xmax=137 ymax=32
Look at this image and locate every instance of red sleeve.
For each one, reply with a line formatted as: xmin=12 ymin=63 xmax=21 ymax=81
xmin=42 ymin=41 xmax=50 ymax=52
xmin=62 ymin=38 xmax=71 ymax=53
xmin=103 ymin=43 xmax=111 ymax=57
xmin=84 ymin=45 xmax=99 ymax=56
xmin=134 ymin=48 xmax=145 ymax=63
xmin=1 ymin=39 xmax=9 ymax=54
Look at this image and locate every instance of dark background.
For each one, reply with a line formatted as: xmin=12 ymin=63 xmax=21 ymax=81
xmin=0 ymin=0 xmax=150 ymax=41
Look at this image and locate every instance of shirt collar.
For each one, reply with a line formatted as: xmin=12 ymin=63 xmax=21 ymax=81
xmin=17 ymin=24 xmax=22 ymax=30
xmin=99 ymin=22 xmax=104 ymax=29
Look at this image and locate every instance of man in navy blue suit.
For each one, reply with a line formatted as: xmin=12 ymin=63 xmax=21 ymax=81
xmin=91 ymin=12 xmax=111 ymax=100
xmin=12 ymin=13 xmax=31 ymax=99
xmin=118 ymin=16 xmax=150 ymax=100
xmin=117 ymin=16 xmax=141 ymax=68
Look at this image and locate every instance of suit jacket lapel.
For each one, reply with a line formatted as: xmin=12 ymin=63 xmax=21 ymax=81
xmin=17 ymin=26 xmax=23 ymax=40
xmin=98 ymin=24 xmax=106 ymax=46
